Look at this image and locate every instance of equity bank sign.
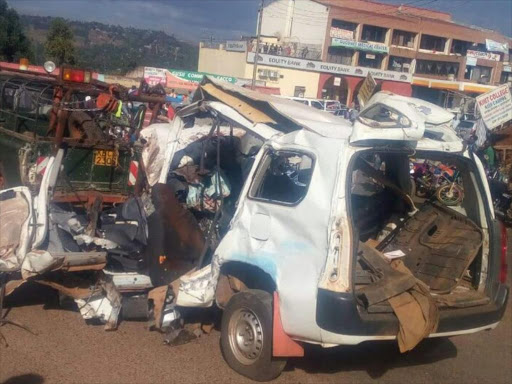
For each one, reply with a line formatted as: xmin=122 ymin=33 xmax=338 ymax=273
xmin=247 ymin=52 xmax=412 ymax=83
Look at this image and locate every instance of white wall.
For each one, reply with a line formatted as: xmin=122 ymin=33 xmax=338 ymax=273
xmin=244 ymin=63 xmax=320 ymax=97
xmin=260 ymin=0 xmax=329 ymax=47
xmin=198 ymin=44 xmax=247 ymax=78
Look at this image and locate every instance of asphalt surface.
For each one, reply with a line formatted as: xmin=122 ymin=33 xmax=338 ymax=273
xmin=1 ymin=243 xmax=511 ymax=384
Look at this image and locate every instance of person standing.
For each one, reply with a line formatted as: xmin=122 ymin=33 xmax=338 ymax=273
xmin=349 ymin=102 xmax=359 ymax=123
xmin=167 ymin=103 xmax=176 ymax=121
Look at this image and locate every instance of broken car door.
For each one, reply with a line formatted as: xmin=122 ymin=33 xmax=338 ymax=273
xmin=178 ymin=132 xmax=345 ymax=342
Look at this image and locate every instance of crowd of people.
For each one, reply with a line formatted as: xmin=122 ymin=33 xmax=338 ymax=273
xmin=249 ymin=41 xmax=321 ymax=60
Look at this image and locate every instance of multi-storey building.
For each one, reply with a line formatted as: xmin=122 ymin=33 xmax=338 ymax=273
xmin=198 ymin=0 xmax=512 ymax=107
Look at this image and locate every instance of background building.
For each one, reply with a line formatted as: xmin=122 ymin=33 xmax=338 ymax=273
xmin=198 ymin=0 xmax=512 ymax=107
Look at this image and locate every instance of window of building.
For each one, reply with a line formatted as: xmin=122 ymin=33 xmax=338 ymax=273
xmin=249 ymin=150 xmax=314 ymax=206
xmin=416 ymin=60 xmax=459 ymax=77
xmin=451 ymin=39 xmax=472 ymax=55
xmin=327 ymin=47 xmax=353 ymax=65
xmin=419 ymin=34 xmax=447 ymax=52
xmin=294 ymin=86 xmax=306 ymax=97
xmin=362 ymin=25 xmax=387 ymax=43
xmin=391 ymin=30 xmax=416 ymax=48
xmin=475 ymin=43 xmax=487 ymax=51
xmin=331 ymin=19 xmax=357 ymax=40
xmin=500 ymin=70 xmax=512 ymax=85
xmin=358 ymin=52 xmax=384 ymax=69
xmin=388 ymin=56 xmax=413 ymax=72
xmin=332 ymin=19 xmax=358 ymax=31
xmin=465 ymin=65 xmax=492 ymax=83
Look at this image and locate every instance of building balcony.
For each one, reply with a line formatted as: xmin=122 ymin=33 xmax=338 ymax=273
xmin=250 ymin=41 xmax=323 ymax=61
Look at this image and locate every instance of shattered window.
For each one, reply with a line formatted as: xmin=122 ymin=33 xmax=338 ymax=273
xmin=358 ymin=104 xmax=411 ymax=128
xmin=249 ymin=150 xmax=314 ymax=205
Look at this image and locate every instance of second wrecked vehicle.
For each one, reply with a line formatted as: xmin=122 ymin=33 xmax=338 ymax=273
xmin=0 ymin=78 xmax=509 ymax=381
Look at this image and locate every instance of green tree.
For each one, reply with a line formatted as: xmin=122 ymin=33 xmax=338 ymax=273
xmin=45 ymin=18 xmax=75 ymax=65
xmin=0 ymin=0 xmax=32 ymax=62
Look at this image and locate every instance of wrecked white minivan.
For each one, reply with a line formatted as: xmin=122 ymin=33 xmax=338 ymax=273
xmin=0 ymin=78 xmax=508 ymax=381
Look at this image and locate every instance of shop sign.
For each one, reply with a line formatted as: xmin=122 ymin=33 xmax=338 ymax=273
xmin=330 ymin=27 xmax=354 ymax=40
xmin=331 ymin=38 xmax=389 ymax=54
xmin=169 ymin=70 xmax=237 ymax=84
xmin=234 ymin=78 xmax=266 ymax=87
xmin=503 ymin=65 xmax=512 ymax=73
xmin=247 ymin=52 xmax=411 ymax=83
xmin=366 ymin=53 xmax=376 ymax=59
xmin=333 ymin=77 xmax=341 ymax=86
xmin=226 ymin=40 xmax=247 ymax=52
xmin=144 ymin=67 xmax=167 ymax=86
xmin=467 ymin=50 xmax=500 ymax=62
xmin=466 ymin=57 xmax=477 ymax=66
xmin=476 ymin=84 xmax=512 ymax=130
xmin=486 ymin=39 xmax=508 ymax=54
xmin=357 ymin=73 xmax=377 ymax=108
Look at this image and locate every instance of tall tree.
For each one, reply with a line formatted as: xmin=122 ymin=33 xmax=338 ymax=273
xmin=0 ymin=0 xmax=32 ymax=62
xmin=45 ymin=18 xmax=75 ymax=65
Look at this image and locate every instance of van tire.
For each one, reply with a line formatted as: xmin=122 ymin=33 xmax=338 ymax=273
xmin=220 ymin=290 xmax=287 ymax=382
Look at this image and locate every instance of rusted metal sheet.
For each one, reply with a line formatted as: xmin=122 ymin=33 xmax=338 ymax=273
xmin=148 ymin=285 xmax=168 ymax=330
xmin=380 ymin=203 xmax=483 ymax=293
xmin=152 ymin=183 xmax=205 ymax=263
xmin=52 ymin=190 xmax=128 ymax=205
xmin=36 ymin=274 xmax=101 ymax=299
xmin=357 ymin=242 xmax=417 ymax=306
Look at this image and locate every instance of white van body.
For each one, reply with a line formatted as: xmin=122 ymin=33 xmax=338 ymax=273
xmin=1 ymin=78 xmax=507 ymax=382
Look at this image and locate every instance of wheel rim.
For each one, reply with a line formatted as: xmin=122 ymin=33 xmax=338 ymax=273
xmin=228 ymin=308 xmax=264 ymax=365
xmin=439 ymin=185 xmax=462 ymax=204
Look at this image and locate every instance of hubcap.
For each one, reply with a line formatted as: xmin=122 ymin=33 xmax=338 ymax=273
xmin=228 ymin=308 xmax=264 ymax=365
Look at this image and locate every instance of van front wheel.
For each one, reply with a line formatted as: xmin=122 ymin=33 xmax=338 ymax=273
xmin=220 ymin=290 xmax=287 ymax=381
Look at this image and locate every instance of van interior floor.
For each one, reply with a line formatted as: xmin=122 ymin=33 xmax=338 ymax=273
xmin=351 ymin=152 xmax=490 ymax=316
xmin=355 ymin=201 xmax=488 ymax=314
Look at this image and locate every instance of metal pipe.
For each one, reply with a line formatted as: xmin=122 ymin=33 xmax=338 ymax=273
xmin=251 ymin=0 xmax=264 ymax=89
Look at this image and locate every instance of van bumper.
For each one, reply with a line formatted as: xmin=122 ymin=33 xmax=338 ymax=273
xmin=316 ymin=282 xmax=509 ymax=336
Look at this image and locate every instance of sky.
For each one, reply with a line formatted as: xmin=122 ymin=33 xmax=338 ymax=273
xmin=7 ymin=0 xmax=512 ymax=43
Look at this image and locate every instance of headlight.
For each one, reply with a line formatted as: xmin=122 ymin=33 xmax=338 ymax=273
xmin=43 ymin=61 xmax=56 ymax=74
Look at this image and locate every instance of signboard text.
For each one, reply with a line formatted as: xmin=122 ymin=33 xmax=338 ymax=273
xmin=247 ymin=52 xmax=411 ymax=83
xmin=476 ymin=84 xmax=512 ymax=130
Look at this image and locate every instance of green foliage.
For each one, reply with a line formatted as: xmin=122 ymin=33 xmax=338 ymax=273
xmin=21 ymin=15 xmax=198 ymax=74
xmin=0 ymin=0 xmax=32 ymax=62
xmin=45 ymin=18 xmax=76 ymax=65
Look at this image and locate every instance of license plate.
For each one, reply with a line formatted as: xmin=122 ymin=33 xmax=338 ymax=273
xmin=94 ymin=150 xmax=119 ymax=166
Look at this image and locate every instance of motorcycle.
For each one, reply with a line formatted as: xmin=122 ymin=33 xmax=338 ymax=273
xmin=487 ymin=168 xmax=512 ymax=224
xmin=411 ymin=160 xmax=464 ymax=206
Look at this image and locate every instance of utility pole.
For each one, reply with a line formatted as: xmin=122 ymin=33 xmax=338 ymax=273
xmin=251 ymin=0 xmax=264 ymax=89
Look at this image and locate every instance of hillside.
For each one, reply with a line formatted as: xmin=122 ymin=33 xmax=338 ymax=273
xmin=20 ymin=15 xmax=198 ymax=74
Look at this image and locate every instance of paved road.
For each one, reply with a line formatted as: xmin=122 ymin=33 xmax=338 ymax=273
xmin=1 ymin=252 xmax=511 ymax=384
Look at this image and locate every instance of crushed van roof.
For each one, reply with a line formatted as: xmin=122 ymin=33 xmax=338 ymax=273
xmin=198 ymin=76 xmax=352 ymax=139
